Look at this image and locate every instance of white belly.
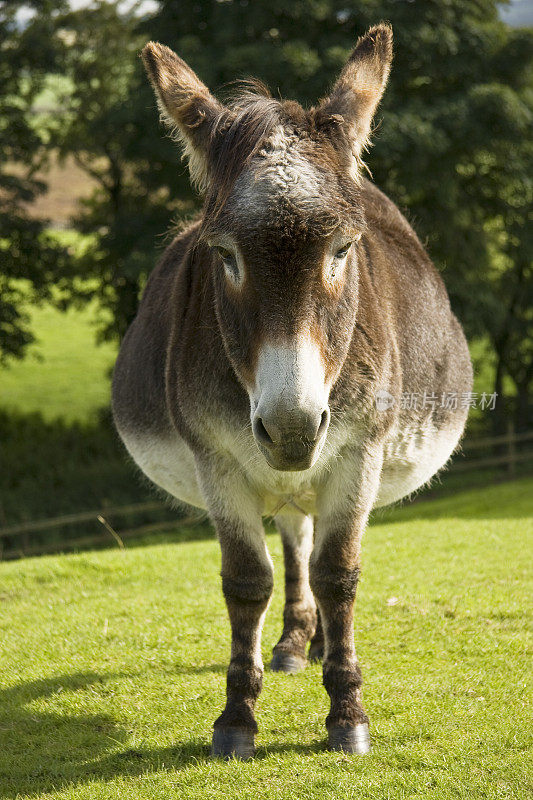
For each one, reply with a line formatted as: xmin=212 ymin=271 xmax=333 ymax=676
xmin=376 ymin=418 xmax=464 ymax=507
xmin=119 ymin=416 xmax=464 ymax=515
xmin=119 ymin=428 xmax=206 ymax=509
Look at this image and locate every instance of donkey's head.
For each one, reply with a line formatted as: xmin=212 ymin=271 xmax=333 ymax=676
xmin=143 ymin=25 xmax=392 ymax=471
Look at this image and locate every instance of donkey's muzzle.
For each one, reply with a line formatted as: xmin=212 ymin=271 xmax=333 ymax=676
xmin=252 ymin=405 xmax=330 ymax=471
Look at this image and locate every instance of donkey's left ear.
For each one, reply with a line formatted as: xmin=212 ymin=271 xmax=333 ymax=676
xmin=142 ymin=42 xmax=224 ymax=192
xmin=318 ymin=23 xmax=393 ymax=161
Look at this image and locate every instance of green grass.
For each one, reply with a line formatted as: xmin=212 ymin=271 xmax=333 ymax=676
xmin=0 ymin=298 xmax=116 ymax=424
xmin=0 ymin=479 xmax=531 ymax=799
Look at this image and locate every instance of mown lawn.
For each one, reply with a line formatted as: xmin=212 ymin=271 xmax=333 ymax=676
xmin=0 ymin=298 xmax=116 ymax=424
xmin=0 ymin=478 xmax=531 ymax=799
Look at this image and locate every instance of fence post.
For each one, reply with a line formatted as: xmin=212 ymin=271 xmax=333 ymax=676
xmin=507 ymin=420 xmax=516 ymax=477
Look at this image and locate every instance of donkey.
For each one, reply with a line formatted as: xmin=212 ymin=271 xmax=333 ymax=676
xmin=112 ymin=24 xmax=473 ymax=758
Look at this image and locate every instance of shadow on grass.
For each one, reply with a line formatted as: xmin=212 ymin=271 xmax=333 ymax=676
xmin=0 ymin=671 xmax=209 ymax=799
xmin=0 ymin=669 xmax=329 ymax=799
xmin=0 ymin=672 xmax=127 ymax=799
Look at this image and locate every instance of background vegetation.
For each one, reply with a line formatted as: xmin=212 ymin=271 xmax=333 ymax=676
xmin=1 ymin=0 xmax=532 ymax=536
xmin=1 ymin=5 xmax=532 ymax=797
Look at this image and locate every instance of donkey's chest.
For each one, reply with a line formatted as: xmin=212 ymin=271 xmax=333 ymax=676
xmin=120 ymin=424 xmax=323 ymax=515
xmin=121 ymin=407 xmax=464 ymax=517
xmin=251 ymin=474 xmax=321 ymax=517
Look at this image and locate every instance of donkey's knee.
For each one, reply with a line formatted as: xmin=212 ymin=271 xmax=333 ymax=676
xmin=221 ymin=571 xmax=273 ymax=607
xmin=219 ymin=533 xmax=274 ymax=613
xmin=309 ymin=562 xmax=360 ymax=608
xmin=309 ymin=561 xmax=361 ymax=666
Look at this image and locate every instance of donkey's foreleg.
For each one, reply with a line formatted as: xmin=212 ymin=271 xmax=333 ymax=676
xmin=213 ymin=530 xmax=273 ymax=759
xmin=310 ymin=447 xmax=383 ymax=754
xmin=271 ymin=512 xmax=316 ymax=673
xmin=308 ymin=607 xmax=324 ymax=662
xmin=197 ymin=457 xmax=273 ymax=760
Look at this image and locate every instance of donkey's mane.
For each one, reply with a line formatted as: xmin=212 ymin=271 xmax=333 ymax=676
xmin=213 ymin=79 xmax=284 ymax=171
xmin=200 ymin=79 xmax=363 ymax=237
xmin=204 ymin=80 xmax=295 ymax=220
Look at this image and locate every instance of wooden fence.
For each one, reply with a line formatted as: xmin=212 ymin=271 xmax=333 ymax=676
xmin=1 ymin=427 xmax=531 ymax=560
xmin=0 ymin=503 xmax=204 ymax=561
xmin=452 ymin=427 xmax=533 ymax=474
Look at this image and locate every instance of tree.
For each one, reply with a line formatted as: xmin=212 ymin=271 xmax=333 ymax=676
xmin=0 ymin=0 xmax=69 ymax=363
xmin=57 ymin=0 xmax=532 ymax=428
xmin=51 ymin=0 xmax=195 ymax=342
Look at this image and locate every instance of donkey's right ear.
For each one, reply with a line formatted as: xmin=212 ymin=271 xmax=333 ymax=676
xmin=142 ymin=42 xmax=224 ymax=192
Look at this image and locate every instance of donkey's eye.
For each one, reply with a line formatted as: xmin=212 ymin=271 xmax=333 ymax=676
xmin=215 ymin=247 xmax=240 ymax=283
xmin=334 ymin=243 xmax=352 ymax=260
xmin=216 ymin=246 xmax=233 ymax=263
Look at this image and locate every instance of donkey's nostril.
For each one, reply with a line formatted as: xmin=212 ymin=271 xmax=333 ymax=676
xmin=252 ymin=405 xmax=330 ymax=469
xmin=253 ymin=416 xmax=274 ymax=447
xmin=317 ymin=408 xmax=330 ymax=438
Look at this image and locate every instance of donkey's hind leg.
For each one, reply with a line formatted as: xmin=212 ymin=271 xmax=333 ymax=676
xmin=271 ymin=512 xmax=317 ymax=674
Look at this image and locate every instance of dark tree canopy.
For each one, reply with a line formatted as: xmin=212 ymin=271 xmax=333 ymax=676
xmin=0 ymin=0 xmax=68 ymax=363
xmin=3 ymin=0 xmax=532 ymax=428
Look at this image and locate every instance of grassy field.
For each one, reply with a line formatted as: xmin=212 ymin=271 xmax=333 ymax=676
xmin=0 ymin=299 xmax=116 ymax=425
xmin=0 ymin=478 xmax=531 ymax=799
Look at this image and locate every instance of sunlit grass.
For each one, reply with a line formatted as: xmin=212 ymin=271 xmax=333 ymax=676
xmin=0 ymin=478 xmax=531 ymax=799
xmin=0 ymin=298 xmax=116 ymax=423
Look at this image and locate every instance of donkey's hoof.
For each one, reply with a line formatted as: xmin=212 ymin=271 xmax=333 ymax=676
xmin=211 ymin=727 xmax=255 ymax=760
xmin=270 ymin=652 xmax=305 ymax=674
xmin=308 ymin=642 xmax=324 ymax=662
xmin=328 ymin=723 xmax=371 ymax=754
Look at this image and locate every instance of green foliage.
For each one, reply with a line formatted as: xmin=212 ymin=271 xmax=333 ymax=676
xmin=46 ymin=0 xmax=532 ymax=428
xmin=49 ymin=0 xmax=196 ymax=342
xmin=0 ymin=0 xmax=69 ymax=363
xmin=0 ymin=478 xmax=531 ymax=798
